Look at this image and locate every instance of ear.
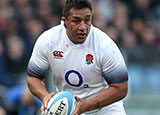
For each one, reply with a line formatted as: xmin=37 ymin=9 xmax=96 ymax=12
xmin=61 ymin=17 xmax=67 ymax=28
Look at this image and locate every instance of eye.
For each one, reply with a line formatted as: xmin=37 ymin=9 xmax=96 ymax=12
xmin=84 ymin=18 xmax=91 ymax=23
xmin=85 ymin=19 xmax=89 ymax=22
xmin=72 ymin=20 xmax=80 ymax=23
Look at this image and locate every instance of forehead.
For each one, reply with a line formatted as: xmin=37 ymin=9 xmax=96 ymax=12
xmin=68 ymin=8 xmax=92 ymax=18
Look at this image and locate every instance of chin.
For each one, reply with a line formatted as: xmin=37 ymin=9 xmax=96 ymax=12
xmin=76 ymin=38 xmax=86 ymax=44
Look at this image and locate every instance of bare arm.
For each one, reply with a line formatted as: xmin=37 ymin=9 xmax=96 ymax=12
xmin=73 ymin=81 xmax=128 ymax=114
xmin=27 ymin=76 xmax=49 ymax=100
xmin=27 ymin=76 xmax=54 ymax=115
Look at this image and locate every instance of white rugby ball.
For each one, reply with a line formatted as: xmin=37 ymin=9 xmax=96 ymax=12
xmin=46 ymin=91 xmax=76 ymax=115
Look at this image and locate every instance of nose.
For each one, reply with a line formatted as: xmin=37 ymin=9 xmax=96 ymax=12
xmin=78 ymin=20 xmax=87 ymax=31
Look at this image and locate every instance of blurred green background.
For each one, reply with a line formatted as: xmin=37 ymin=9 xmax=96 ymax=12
xmin=0 ymin=0 xmax=160 ymax=115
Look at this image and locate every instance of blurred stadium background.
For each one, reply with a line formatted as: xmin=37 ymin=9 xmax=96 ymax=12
xmin=0 ymin=0 xmax=160 ymax=115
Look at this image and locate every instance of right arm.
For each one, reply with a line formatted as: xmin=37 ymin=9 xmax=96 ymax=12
xmin=27 ymin=33 xmax=54 ymax=115
xmin=27 ymin=76 xmax=49 ymax=101
xmin=27 ymin=76 xmax=55 ymax=115
xmin=27 ymin=31 xmax=51 ymax=100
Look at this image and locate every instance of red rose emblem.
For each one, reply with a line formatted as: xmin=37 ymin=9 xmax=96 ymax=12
xmin=86 ymin=54 xmax=93 ymax=65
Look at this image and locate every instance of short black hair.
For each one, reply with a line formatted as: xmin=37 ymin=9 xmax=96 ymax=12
xmin=63 ymin=0 xmax=92 ymax=18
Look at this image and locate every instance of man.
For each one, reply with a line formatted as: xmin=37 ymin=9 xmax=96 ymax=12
xmin=27 ymin=0 xmax=128 ymax=115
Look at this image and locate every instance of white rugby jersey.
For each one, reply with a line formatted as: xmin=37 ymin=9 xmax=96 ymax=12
xmin=27 ymin=23 xmax=128 ymax=113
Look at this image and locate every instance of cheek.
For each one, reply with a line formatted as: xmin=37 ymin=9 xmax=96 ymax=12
xmin=88 ymin=24 xmax=91 ymax=29
xmin=69 ymin=25 xmax=77 ymax=34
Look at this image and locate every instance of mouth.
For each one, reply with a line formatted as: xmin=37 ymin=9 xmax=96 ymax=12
xmin=77 ymin=33 xmax=87 ymax=39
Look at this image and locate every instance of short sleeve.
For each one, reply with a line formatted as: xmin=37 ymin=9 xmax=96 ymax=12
xmin=101 ymin=41 xmax=128 ymax=84
xmin=27 ymin=33 xmax=49 ymax=79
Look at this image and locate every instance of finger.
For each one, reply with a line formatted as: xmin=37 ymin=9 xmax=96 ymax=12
xmin=75 ymin=96 xmax=81 ymax=101
xmin=72 ymin=100 xmax=80 ymax=115
xmin=44 ymin=100 xmax=49 ymax=110
xmin=44 ymin=93 xmax=55 ymax=110
xmin=41 ymin=105 xmax=45 ymax=115
xmin=50 ymin=93 xmax=55 ymax=97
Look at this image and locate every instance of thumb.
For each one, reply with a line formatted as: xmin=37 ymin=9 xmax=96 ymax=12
xmin=45 ymin=93 xmax=55 ymax=110
xmin=72 ymin=96 xmax=80 ymax=115
xmin=50 ymin=93 xmax=55 ymax=97
xmin=75 ymin=96 xmax=81 ymax=101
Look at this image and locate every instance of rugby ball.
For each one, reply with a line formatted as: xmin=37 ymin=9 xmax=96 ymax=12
xmin=46 ymin=91 xmax=76 ymax=115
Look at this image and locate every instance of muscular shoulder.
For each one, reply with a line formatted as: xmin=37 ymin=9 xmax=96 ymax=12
xmin=37 ymin=25 xmax=64 ymax=46
xmin=32 ymin=24 xmax=64 ymax=57
xmin=88 ymin=25 xmax=115 ymax=52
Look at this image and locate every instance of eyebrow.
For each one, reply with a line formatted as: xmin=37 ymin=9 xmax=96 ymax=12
xmin=72 ymin=17 xmax=81 ymax=19
xmin=85 ymin=14 xmax=92 ymax=18
xmin=72 ymin=14 xmax=92 ymax=19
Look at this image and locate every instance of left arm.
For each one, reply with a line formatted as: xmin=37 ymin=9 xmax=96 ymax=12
xmin=73 ymin=81 xmax=128 ymax=114
xmin=73 ymin=40 xmax=129 ymax=114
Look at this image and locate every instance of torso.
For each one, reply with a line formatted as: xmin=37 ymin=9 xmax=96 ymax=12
xmin=47 ymin=25 xmax=108 ymax=99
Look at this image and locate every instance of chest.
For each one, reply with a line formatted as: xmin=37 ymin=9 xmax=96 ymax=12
xmin=48 ymin=44 xmax=101 ymax=77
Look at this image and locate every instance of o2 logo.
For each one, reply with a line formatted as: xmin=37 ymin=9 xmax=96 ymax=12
xmin=65 ymin=70 xmax=89 ymax=88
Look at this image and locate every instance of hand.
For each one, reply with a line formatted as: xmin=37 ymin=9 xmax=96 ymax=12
xmin=41 ymin=93 xmax=55 ymax=115
xmin=72 ymin=96 xmax=88 ymax=115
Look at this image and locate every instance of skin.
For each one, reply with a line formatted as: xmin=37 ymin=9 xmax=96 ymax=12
xmin=27 ymin=77 xmax=54 ymax=115
xmin=27 ymin=7 xmax=128 ymax=115
xmin=62 ymin=8 xmax=92 ymax=44
xmin=73 ymin=82 xmax=128 ymax=115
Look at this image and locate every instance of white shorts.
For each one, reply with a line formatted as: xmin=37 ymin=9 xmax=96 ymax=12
xmin=81 ymin=101 xmax=126 ymax=115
